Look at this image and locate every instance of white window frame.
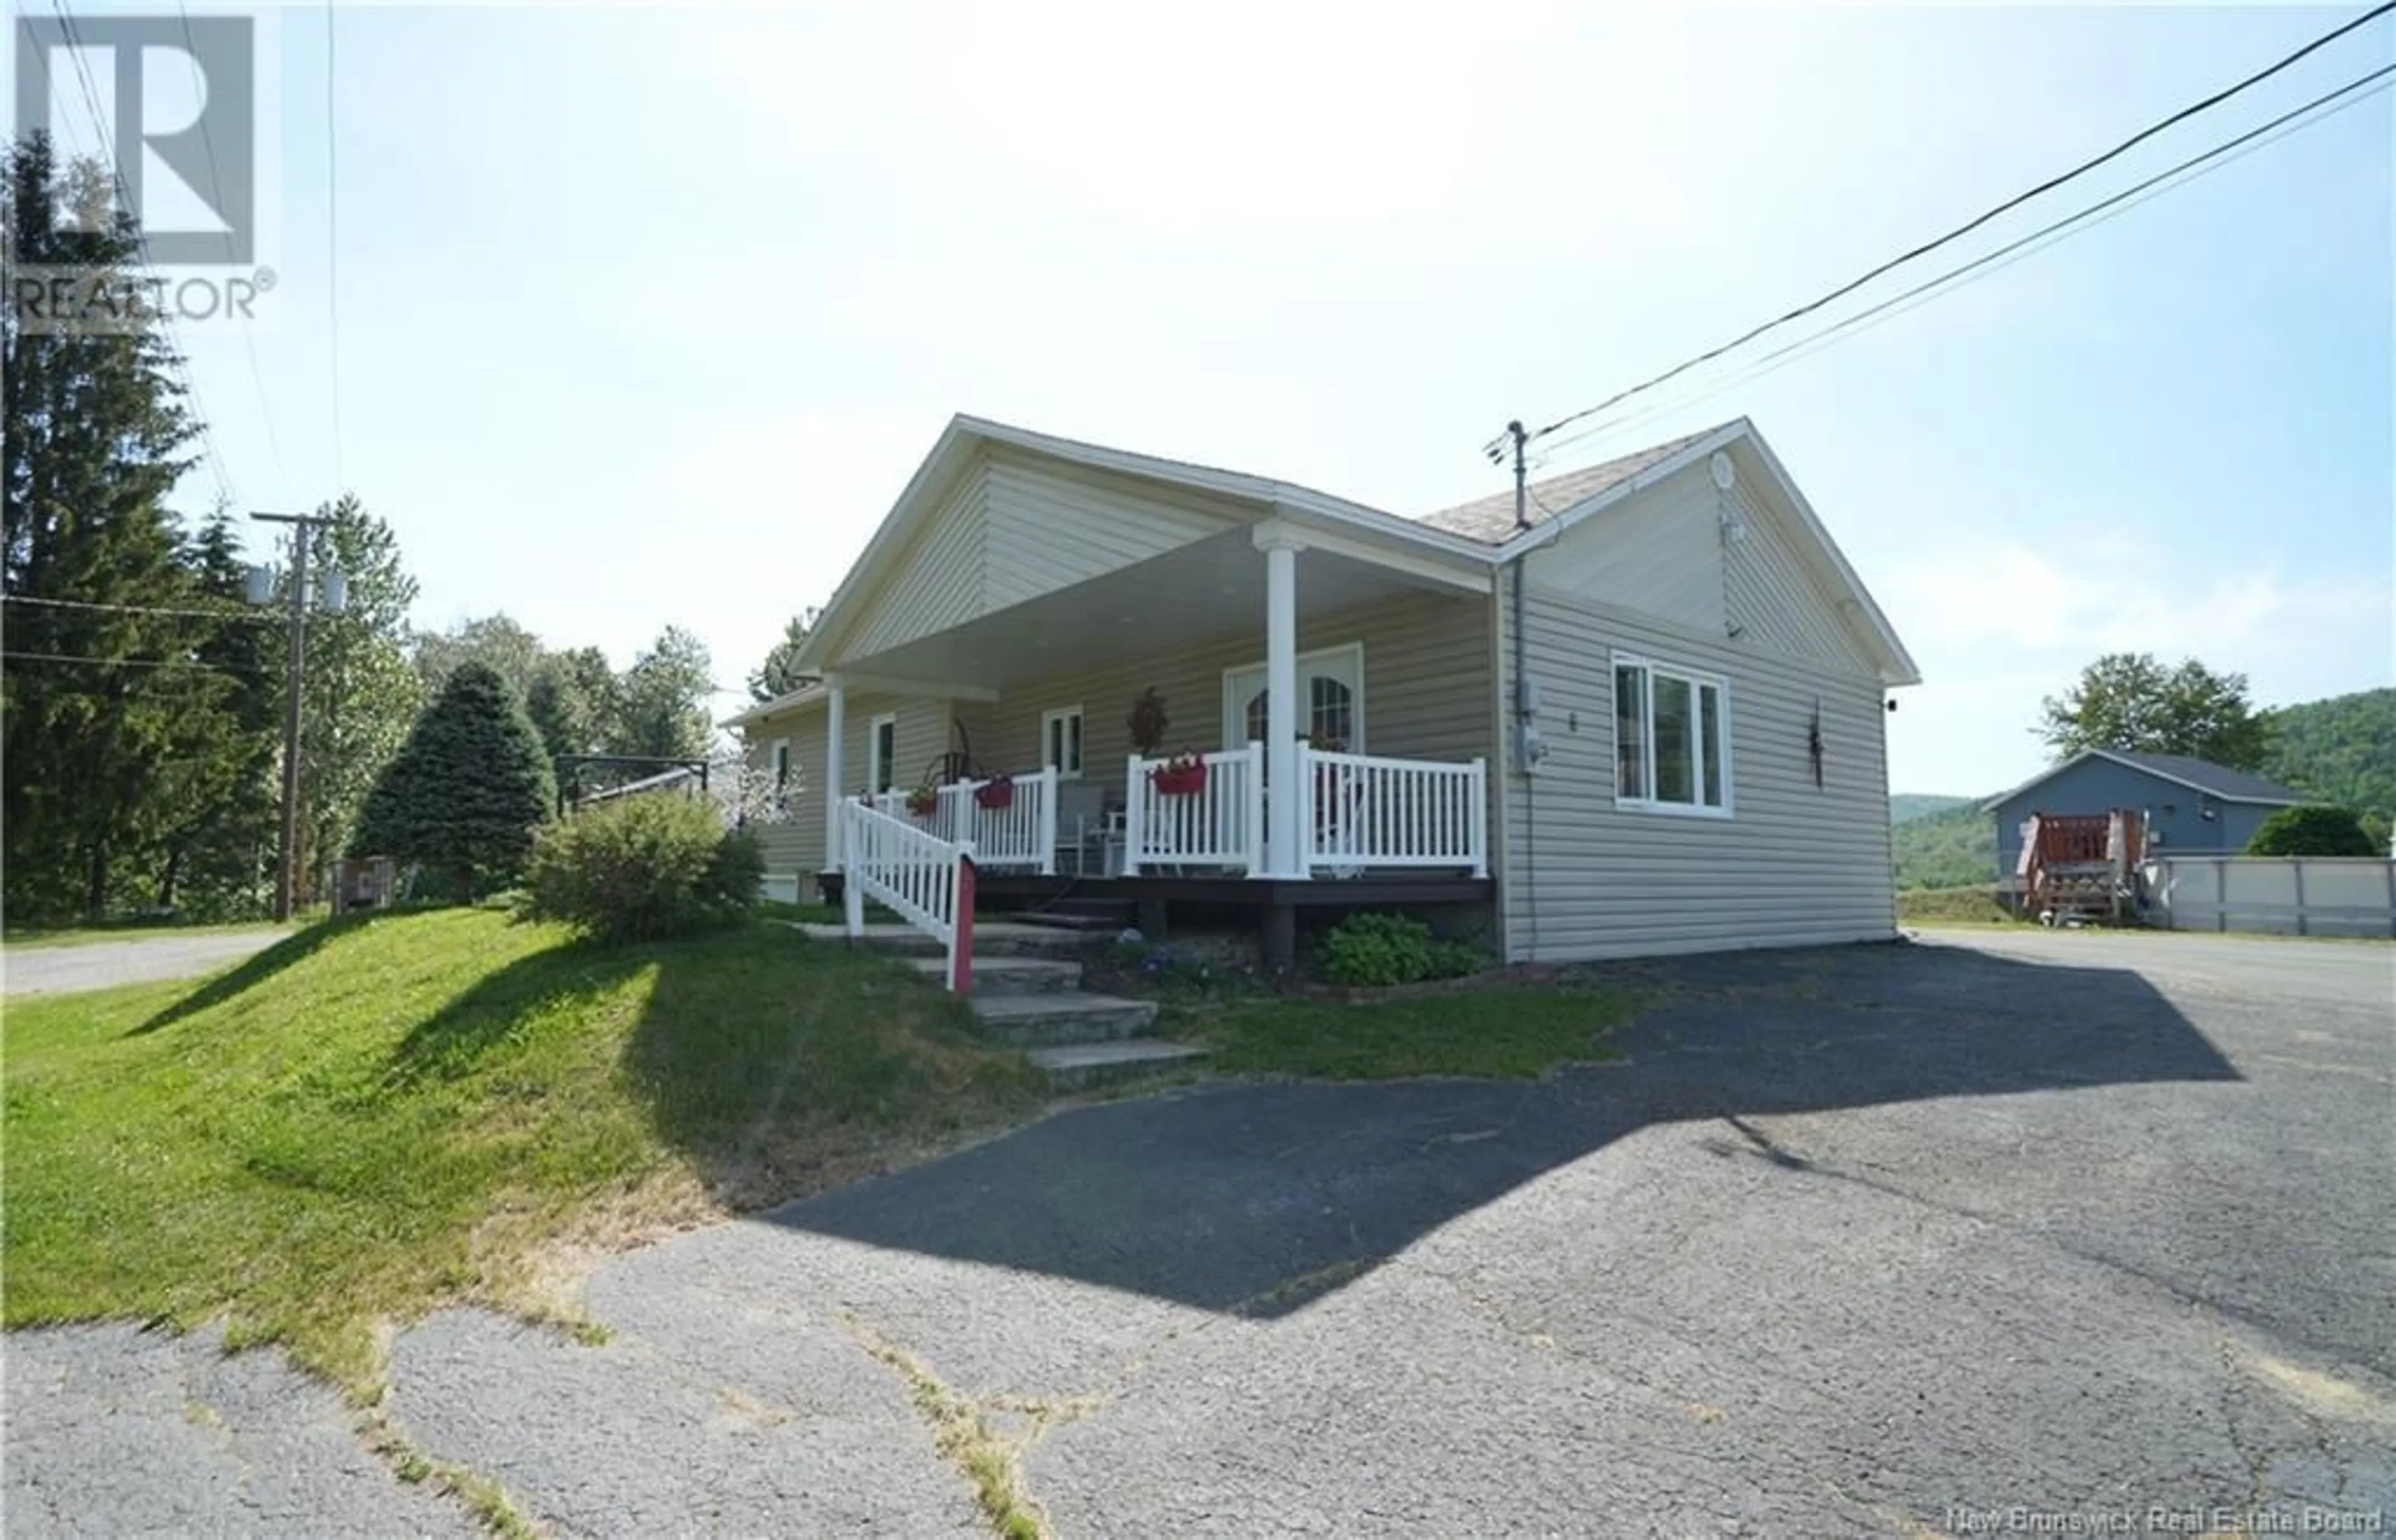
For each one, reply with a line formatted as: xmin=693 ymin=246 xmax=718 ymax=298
xmin=1041 ymin=705 xmax=1085 ymax=780
xmin=868 ymin=713 xmax=898 ymax=794
xmin=1220 ymin=641 xmax=1366 ymax=752
xmin=1612 ymin=651 xmax=1733 ymax=819
xmin=768 ymin=737 xmax=792 ymax=816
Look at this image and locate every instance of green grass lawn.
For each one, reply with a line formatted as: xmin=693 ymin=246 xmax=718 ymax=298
xmin=1173 ymin=984 xmax=1638 ymax=1080
xmin=1896 ymin=885 xmax=2025 ymax=928
xmin=1 ymin=908 xmax=1040 ymax=1394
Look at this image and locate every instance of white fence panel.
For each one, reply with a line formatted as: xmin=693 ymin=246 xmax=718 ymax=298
xmin=934 ymin=769 xmax=1057 ymax=873
xmin=1300 ymin=747 xmax=1488 ymax=876
xmin=2142 ymin=856 xmax=2396 ymax=938
xmin=837 ymin=797 xmax=975 ymax=990
xmin=1124 ymin=744 xmax=1264 ymax=875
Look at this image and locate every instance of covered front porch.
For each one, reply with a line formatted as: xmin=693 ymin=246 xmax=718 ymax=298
xmin=819 ymin=518 xmax=1498 ymax=888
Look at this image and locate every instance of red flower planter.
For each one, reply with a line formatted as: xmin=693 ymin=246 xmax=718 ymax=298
xmin=974 ymin=778 xmax=1014 ymax=811
xmin=1149 ymin=756 xmax=1208 ymax=797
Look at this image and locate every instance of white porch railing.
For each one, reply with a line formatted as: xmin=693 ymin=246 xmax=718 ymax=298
xmin=836 ymin=796 xmax=976 ymax=992
xmin=1124 ymin=744 xmax=1265 ymax=875
xmin=932 ymin=769 xmax=1058 ymax=874
xmin=1298 ymin=747 xmax=1488 ymax=877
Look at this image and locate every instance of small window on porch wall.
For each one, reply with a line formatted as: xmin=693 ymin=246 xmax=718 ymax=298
xmin=869 ymin=714 xmax=897 ymax=794
xmin=1042 ymin=707 xmax=1083 ymax=779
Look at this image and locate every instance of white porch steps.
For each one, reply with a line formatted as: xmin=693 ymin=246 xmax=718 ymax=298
xmin=807 ymin=922 xmax=1206 ymax=1087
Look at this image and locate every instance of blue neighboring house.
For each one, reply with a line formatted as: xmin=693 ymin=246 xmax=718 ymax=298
xmin=1985 ymin=749 xmax=2307 ymax=887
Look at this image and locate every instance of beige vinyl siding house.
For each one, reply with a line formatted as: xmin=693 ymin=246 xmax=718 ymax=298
xmin=731 ymin=413 xmax=1918 ymax=965
xmin=1488 ymin=454 xmax=1899 ymax=959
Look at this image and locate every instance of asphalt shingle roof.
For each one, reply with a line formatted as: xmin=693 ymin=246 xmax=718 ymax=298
xmin=2101 ymin=751 xmax=2307 ymax=804
xmin=1411 ymin=425 xmax=1729 ymax=544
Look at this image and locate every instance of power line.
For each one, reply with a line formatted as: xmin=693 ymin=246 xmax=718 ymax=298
xmin=43 ymin=0 xmax=241 ymax=509
xmin=1 ymin=649 xmax=266 ymax=674
xmin=323 ymin=0 xmax=346 ymax=489
xmin=1511 ymin=1 xmax=2396 ymax=452
xmin=1533 ymin=63 xmax=2396 ymax=465
xmin=3 ymin=593 xmax=276 ymax=623
xmin=178 ymin=0 xmax=292 ymax=504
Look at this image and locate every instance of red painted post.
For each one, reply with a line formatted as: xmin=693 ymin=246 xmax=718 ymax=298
xmin=950 ymin=855 xmax=976 ymax=994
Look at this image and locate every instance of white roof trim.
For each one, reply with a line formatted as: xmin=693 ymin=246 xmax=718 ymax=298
xmin=723 ymin=682 xmax=827 ymax=731
xmin=1979 ymin=748 xmax=2308 ymax=812
xmin=796 ymin=413 xmax=1919 ymax=688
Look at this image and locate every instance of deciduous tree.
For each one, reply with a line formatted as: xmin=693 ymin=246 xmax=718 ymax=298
xmin=2037 ymin=653 xmax=2270 ymax=771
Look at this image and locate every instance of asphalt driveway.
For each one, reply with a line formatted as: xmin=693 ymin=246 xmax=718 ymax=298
xmin=2 ymin=930 xmax=287 ymax=997
xmin=10 ymin=930 xmax=2392 ymax=1536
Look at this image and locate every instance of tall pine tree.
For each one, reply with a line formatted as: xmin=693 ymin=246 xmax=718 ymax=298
xmin=2 ymin=135 xmax=207 ymax=920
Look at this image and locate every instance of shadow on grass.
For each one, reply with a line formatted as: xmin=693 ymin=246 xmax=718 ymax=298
xmin=374 ymin=922 xmax=1038 ymax=1209
xmin=131 ymin=912 xmax=387 ymax=1035
xmin=758 ymin=939 xmax=2242 ymax=1318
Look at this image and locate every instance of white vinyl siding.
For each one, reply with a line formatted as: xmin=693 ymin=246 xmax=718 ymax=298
xmin=1721 ymin=477 xmax=1881 ymax=678
xmin=981 ymin=448 xmax=1240 ymax=613
xmin=844 ymin=461 xmax=990 ymax=660
xmin=1530 ymin=462 xmax=1726 ymax=634
xmin=1499 ymin=580 xmax=1893 ymax=962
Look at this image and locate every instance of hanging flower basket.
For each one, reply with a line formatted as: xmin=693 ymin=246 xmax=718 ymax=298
xmin=905 ymin=786 xmax=938 ymax=818
xmin=973 ymin=774 xmax=1014 ymax=810
xmin=1149 ymin=750 xmax=1208 ymax=797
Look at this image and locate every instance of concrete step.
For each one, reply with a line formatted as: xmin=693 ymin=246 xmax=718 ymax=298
xmin=905 ymin=955 xmax=1081 ymax=995
xmin=796 ymin=922 xmax=1089 ymax=959
xmin=1026 ymin=1038 xmax=1210 ymax=1089
xmin=968 ymin=991 xmax=1158 ymax=1048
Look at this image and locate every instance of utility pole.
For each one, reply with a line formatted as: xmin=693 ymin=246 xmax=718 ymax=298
xmin=251 ymin=510 xmax=338 ymax=922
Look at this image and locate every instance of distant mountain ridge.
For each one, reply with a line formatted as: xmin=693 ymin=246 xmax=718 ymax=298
xmin=1891 ymin=793 xmax=1975 ymax=824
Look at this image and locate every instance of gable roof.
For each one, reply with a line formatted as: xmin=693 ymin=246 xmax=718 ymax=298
xmin=1983 ymin=749 xmax=2308 ymax=811
xmin=1412 ymin=426 xmax=1729 ymax=543
xmin=796 ymin=412 xmax=1920 ymax=687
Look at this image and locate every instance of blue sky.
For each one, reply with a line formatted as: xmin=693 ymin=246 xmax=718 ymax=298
xmin=37 ymin=2 xmax=2396 ymax=794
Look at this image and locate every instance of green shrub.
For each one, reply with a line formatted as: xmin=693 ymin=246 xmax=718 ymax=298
xmin=2245 ymin=804 xmax=2377 ymax=858
xmin=1322 ymin=912 xmax=1441 ymax=987
xmin=522 ymin=796 xmax=759 ymax=943
xmin=1424 ymin=938 xmax=1486 ymax=980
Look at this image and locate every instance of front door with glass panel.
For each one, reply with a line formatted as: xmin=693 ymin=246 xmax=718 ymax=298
xmin=1222 ymin=645 xmax=1363 ymax=753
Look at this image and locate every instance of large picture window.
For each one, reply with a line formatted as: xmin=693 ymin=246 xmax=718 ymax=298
xmin=1614 ymin=654 xmax=1730 ymax=816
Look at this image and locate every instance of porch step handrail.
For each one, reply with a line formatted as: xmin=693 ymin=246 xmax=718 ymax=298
xmin=836 ymin=796 xmax=975 ymax=992
xmin=1300 ymin=746 xmax=1488 ymax=877
xmin=1124 ymin=743 xmax=1265 ymax=875
xmin=933 ymin=768 xmax=1058 ymax=874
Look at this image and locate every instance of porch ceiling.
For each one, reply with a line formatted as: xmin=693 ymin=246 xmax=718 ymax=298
xmin=835 ymin=528 xmax=1458 ymax=693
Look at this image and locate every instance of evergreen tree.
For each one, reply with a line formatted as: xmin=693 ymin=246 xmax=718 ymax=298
xmin=351 ymin=661 xmax=553 ymax=899
xmin=2 ymin=135 xmax=203 ymax=920
xmin=746 ymin=611 xmax=816 ymax=702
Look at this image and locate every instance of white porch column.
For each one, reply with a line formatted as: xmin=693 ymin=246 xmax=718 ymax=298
xmin=1255 ymin=526 xmax=1307 ymax=879
xmin=824 ymin=680 xmax=847 ymax=872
